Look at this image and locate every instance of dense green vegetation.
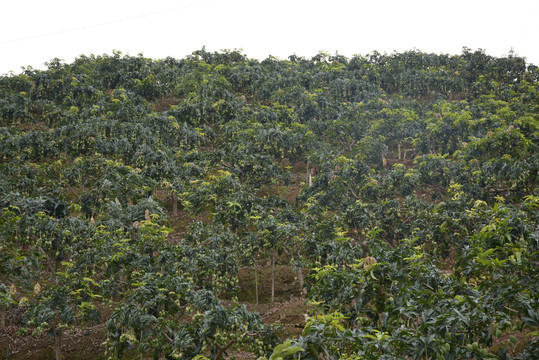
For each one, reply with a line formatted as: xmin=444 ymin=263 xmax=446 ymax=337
xmin=0 ymin=48 xmax=538 ymax=360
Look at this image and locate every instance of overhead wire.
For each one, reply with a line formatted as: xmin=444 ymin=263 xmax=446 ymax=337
xmin=0 ymin=0 xmax=219 ymax=45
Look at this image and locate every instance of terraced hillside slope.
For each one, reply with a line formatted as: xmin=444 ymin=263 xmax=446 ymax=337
xmin=1 ymin=49 xmax=538 ymax=359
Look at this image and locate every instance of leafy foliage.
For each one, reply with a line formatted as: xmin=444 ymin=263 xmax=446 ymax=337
xmin=0 ymin=48 xmax=537 ymax=359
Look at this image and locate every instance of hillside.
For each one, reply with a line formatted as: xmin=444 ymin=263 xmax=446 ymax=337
xmin=0 ymin=48 xmax=538 ymax=360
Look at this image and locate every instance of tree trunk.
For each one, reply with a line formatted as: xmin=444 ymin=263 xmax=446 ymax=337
xmin=172 ymin=191 xmax=178 ymax=217
xmin=398 ymin=144 xmax=401 ymax=159
xmin=271 ymin=249 xmax=276 ymax=303
xmin=54 ymin=327 xmax=62 ymax=360
xmin=1 ymin=309 xmax=5 ymax=328
xmin=297 ymin=269 xmax=307 ymax=296
xmin=292 ymin=256 xmax=307 ymax=296
xmin=254 ymin=259 xmax=259 ymax=305
xmin=38 ymin=247 xmax=54 ymax=273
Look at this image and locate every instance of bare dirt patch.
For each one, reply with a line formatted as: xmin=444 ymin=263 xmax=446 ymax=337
xmin=154 ymin=95 xmax=180 ymax=112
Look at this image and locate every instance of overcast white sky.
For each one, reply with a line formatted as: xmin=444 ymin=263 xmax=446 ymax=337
xmin=1 ymin=0 xmax=538 ymax=74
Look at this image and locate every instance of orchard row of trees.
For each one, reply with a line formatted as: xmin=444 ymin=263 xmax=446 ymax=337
xmin=1 ymin=48 xmax=538 ymax=359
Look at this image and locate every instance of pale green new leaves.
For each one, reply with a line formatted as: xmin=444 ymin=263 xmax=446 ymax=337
xmin=269 ymin=340 xmax=304 ymax=360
